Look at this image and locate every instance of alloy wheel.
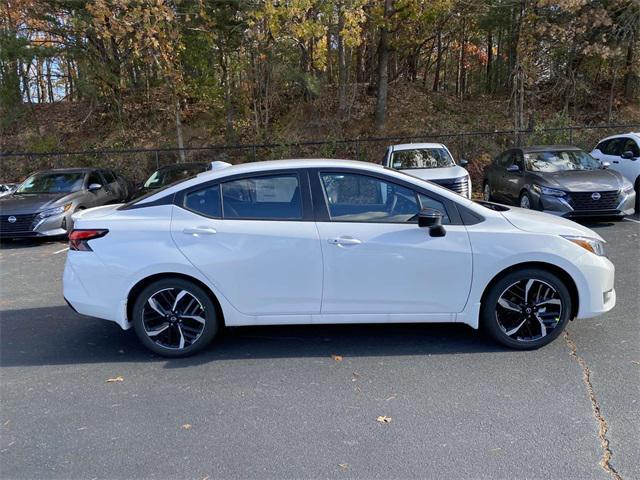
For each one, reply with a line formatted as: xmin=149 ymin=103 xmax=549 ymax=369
xmin=520 ymin=194 xmax=531 ymax=209
xmin=142 ymin=288 xmax=206 ymax=350
xmin=495 ymin=278 xmax=563 ymax=342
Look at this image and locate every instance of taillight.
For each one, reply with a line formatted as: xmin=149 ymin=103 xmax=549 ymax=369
xmin=69 ymin=229 xmax=108 ymax=251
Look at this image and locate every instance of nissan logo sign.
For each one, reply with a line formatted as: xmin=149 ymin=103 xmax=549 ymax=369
xmin=591 ymin=192 xmax=601 ymax=201
xmin=7 ymin=216 xmax=17 ymax=223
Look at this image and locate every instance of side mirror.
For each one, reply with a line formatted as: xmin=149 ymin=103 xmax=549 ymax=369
xmin=601 ymin=161 xmax=610 ymax=169
xmin=88 ymin=183 xmax=102 ymax=192
xmin=458 ymin=159 xmax=469 ymax=167
xmin=418 ymin=208 xmax=446 ymax=237
xmin=621 ymin=150 xmax=635 ymax=160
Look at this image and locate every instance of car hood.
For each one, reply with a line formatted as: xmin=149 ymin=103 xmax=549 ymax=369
xmin=532 ymin=169 xmax=624 ymax=192
xmin=0 ymin=193 xmax=75 ymax=215
xmin=402 ymin=165 xmax=468 ymax=181
xmin=500 ymin=207 xmax=603 ymax=241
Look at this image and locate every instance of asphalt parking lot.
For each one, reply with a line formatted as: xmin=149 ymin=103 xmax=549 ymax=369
xmin=1 ymin=216 xmax=638 ymax=480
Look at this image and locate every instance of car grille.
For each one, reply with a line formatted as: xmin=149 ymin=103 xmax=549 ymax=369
xmin=567 ymin=191 xmax=620 ymax=211
xmin=0 ymin=213 xmax=37 ymax=234
xmin=432 ymin=177 xmax=469 ymax=197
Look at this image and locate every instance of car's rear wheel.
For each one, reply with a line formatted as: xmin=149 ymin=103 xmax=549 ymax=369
xmin=481 ymin=268 xmax=572 ymax=350
xmin=132 ymin=278 xmax=218 ymax=357
xmin=483 ymin=182 xmax=492 ymax=201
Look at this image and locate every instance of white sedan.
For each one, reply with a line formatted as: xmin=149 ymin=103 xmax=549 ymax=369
xmin=63 ymin=159 xmax=615 ymax=357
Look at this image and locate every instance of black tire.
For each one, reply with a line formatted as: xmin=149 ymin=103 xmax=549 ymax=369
xmin=481 ymin=268 xmax=572 ymax=350
xmin=519 ymin=190 xmax=534 ymax=210
xmin=132 ymin=278 xmax=219 ymax=357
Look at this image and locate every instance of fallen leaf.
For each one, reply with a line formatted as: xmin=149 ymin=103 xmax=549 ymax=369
xmin=331 ymin=354 xmax=343 ymax=362
xmin=632 ymin=361 xmax=640 ymax=366
xmin=182 ymin=424 xmax=192 ymax=430
xmin=376 ymin=415 xmax=392 ymax=424
xmin=106 ymin=376 xmax=124 ymax=383
xmin=338 ymin=463 xmax=349 ymax=469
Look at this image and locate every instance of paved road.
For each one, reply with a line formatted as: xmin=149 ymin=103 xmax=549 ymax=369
xmin=1 ymin=217 xmax=638 ymax=479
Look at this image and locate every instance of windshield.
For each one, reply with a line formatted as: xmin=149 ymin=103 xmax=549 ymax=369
xmin=525 ymin=150 xmax=601 ymax=172
xmin=144 ymin=165 xmax=205 ymax=189
xmin=16 ymin=172 xmax=85 ymax=194
xmin=391 ymin=148 xmax=455 ymax=169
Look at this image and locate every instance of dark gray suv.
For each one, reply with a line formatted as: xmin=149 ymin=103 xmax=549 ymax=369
xmin=482 ymin=146 xmax=636 ymax=218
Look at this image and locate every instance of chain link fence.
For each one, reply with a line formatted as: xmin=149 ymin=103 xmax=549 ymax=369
xmin=1 ymin=124 xmax=638 ymax=195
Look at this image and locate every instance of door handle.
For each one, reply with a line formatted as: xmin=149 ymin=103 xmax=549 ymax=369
xmin=328 ymin=237 xmax=362 ymax=246
xmin=183 ymin=226 xmax=217 ymax=236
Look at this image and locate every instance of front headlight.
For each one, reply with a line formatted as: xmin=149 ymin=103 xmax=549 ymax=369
xmin=35 ymin=203 xmax=72 ymax=220
xmin=532 ymin=184 xmax=566 ymax=197
xmin=621 ymin=184 xmax=634 ymax=194
xmin=562 ymin=235 xmax=606 ymax=256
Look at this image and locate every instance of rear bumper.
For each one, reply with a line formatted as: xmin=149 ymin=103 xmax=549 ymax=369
xmin=63 ymin=255 xmax=130 ymax=329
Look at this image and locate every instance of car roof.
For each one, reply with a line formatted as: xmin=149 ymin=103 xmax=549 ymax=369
xmin=597 ymin=132 xmax=640 ymax=143
xmin=520 ymin=145 xmax=582 ymax=153
xmin=391 ymin=143 xmax=447 ymax=151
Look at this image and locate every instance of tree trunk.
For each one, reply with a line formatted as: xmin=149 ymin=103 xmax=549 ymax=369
xmin=623 ymin=34 xmax=637 ymax=100
xmin=374 ymin=0 xmax=393 ymax=132
xmin=486 ymin=30 xmax=493 ymax=93
xmin=337 ymin=3 xmax=348 ymax=117
xmin=175 ymin=99 xmax=185 ymax=162
xmin=433 ymin=29 xmax=442 ymax=91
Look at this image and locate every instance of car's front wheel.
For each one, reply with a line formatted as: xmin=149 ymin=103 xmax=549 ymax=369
xmin=132 ymin=278 xmax=219 ymax=357
xmin=519 ymin=191 xmax=533 ymax=209
xmin=481 ymin=268 xmax=572 ymax=350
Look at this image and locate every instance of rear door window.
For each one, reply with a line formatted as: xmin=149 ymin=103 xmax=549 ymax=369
xmin=185 ymin=184 xmax=221 ymax=218
xmin=222 ymin=174 xmax=302 ymax=220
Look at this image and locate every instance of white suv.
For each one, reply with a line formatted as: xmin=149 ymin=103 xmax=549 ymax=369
xmin=591 ymin=132 xmax=640 ymax=209
xmin=383 ymin=143 xmax=472 ymax=198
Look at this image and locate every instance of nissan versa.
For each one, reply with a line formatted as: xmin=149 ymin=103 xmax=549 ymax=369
xmin=0 ymin=168 xmax=129 ymax=238
xmin=483 ymin=146 xmax=635 ymax=218
xmin=63 ymin=159 xmax=615 ymax=357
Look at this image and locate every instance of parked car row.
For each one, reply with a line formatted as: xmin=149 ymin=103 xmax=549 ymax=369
xmin=1 ymin=132 xmax=638 ymax=239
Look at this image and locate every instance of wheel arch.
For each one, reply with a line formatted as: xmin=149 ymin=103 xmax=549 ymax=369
xmin=126 ymin=272 xmax=225 ymax=326
xmin=480 ymin=261 xmax=579 ymax=320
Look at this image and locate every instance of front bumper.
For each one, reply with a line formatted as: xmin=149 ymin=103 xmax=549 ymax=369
xmin=573 ymin=252 xmax=616 ymax=319
xmin=535 ymin=190 xmax=635 ymax=218
xmin=0 ymin=211 xmax=71 ymax=238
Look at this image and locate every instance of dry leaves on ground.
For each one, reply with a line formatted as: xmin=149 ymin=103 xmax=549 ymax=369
xmin=182 ymin=424 xmax=193 ymax=430
xmin=331 ymin=354 xmax=343 ymax=362
xmin=376 ymin=415 xmax=392 ymax=424
xmin=106 ymin=376 xmax=124 ymax=383
xmin=338 ymin=463 xmax=349 ymax=469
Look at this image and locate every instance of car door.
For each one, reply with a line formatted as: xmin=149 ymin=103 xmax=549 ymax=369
xmin=84 ymin=171 xmax=110 ymax=207
xmin=170 ymin=170 xmax=323 ymax=316
xmin=616 ymin=137 xmax=640 ymax=183
xmin=502 ymin=149 xmax=525 ymax=204
xmin=99 ymin=170 xmax=123 ymax=203
xmin=491 ymin=150 xmax=514 ymax=203
xmin=311 ymin=169 xmax=472 ymax=316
